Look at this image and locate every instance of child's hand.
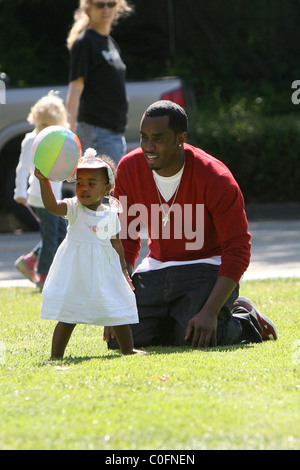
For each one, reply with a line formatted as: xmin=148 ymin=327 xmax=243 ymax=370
xmin=123 ymin=268 xmax=135 ymax=291
xmin=34 ymin=167 xmax=48 ymax=181
xmin=103 ymin=326 xmax=115 ymax=342
xmin=14 ymin=197 xmax=27 ymax=206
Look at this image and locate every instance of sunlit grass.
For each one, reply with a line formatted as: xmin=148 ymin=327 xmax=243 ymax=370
xmin=0 ymin=279 xmax=299 ymax=450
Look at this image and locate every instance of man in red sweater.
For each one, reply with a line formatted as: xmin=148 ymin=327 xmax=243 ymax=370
xmin=106 ymin=101 xmax=277 ymax=348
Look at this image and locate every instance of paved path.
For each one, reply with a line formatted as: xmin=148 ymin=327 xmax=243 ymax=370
xmin=0 ymin=220 xmax=299 ymax=288
xmin=242 ymin=220 xmax=300 ymax=280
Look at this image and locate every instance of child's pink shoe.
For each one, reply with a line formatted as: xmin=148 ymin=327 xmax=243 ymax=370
xmin=36 ymin=274 xmax=47 ymax=291
xmin=14 ymin=253 xmax=38 ymax=284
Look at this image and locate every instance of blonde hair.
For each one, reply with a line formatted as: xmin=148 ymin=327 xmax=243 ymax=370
xmin=27 ymin=91 xmax=68 ymax=131
xmin=67 ymin=0 xmax=134 ymax=50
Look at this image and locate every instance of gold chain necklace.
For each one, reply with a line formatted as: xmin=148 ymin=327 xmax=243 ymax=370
xmin=155 ymin=183 xmax=181 ymax=226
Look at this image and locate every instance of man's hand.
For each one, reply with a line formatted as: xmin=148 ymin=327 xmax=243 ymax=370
xmin=185 ymin=307 xmax=218 ymax=348
xmin=185 ymin=276 xmax=237 ymax=348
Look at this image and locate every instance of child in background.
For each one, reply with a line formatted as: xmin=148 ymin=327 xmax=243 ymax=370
xmin=14 ymin=91 xmax=68 ymax=289
xmin=35 ymin=148 xmax=144 ymax=357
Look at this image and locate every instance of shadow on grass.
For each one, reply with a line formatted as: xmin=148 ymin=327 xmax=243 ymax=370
xmin=144 ymin=342 xmax=254 ymax=354
xmin=39 ymin=353 xmax=128 ymax=366
xmin=39 ymin=342 xmax=254 ymax=366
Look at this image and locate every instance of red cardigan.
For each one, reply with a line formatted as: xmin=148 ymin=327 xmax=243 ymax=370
xmin=114 ymin=144 xmax=251 ymax=283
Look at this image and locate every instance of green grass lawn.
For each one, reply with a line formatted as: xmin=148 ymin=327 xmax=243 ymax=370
xmin=0 ymin=279 xmax=299 ymax=450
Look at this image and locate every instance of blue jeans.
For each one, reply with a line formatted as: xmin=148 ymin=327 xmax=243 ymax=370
xmin=76 ymin=121 xmax=127 ymax=164
xmin=109 ymin=263 xmax=262 ymax=349
xmin=33 ymin=207 xmax=67 ymax=275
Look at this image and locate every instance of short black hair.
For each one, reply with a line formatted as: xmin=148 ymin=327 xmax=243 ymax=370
xmin=143 ymin=100 xmax=188 ymax=135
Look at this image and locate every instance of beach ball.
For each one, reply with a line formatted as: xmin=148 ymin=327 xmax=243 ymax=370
xmin=33 ymin=126 xmax=81 ymax=182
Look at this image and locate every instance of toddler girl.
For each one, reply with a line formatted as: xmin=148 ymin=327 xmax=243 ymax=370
xmin=35 ymin=148 xmax=144 ymax=357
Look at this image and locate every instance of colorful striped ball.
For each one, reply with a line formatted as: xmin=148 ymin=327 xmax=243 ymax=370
xmin=33 ymin=126 xmax=82 ymax=182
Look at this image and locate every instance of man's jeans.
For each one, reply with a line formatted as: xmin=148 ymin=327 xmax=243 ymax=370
xmin=109 ymin=263 xmax=262 ymax=349
xmin=76 ymin=122 xmax=127 ymax=164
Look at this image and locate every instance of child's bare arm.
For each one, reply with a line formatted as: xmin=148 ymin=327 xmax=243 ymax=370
xmin=35 ymin=168 xmax=67 ymax=217
xmin=110 ymin=234 xmax=135 ymax=291
xmin=110 ymin=233 xmax=126 ymax=269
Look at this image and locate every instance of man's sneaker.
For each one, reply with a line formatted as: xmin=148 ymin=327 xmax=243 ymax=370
xmin=233 ymin=296 xmax=278 ymax=341
xmin=14 ymin=253 xmax=38 ymax=284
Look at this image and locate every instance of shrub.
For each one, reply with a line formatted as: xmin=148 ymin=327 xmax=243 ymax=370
xmin=197 ymin=99 xmax=300 ymax=203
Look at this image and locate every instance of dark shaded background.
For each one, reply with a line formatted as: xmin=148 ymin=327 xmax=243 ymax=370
xmin=1 ymin=0 xmax=299 ymax=204
xmin=0 ymin=0 xmax=298 ymax=106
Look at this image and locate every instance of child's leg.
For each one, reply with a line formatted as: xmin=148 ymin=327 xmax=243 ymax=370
xmin=51 ymin=322 xmax=76 ymax=359
xmin=113 ymin=325 xmax=134 ymax=354
xmin=113 ymin=325 xmax=146 ymax=355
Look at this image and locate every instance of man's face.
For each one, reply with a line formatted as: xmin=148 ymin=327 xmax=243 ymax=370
xmin=140 ymin=115 xmax=186 ymax=177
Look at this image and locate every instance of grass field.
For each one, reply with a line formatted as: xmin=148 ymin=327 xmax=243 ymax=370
xmin=0 ymin=279 xmax=299 ymax=450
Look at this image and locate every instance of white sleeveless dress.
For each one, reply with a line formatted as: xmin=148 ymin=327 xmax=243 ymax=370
xmin=41 ymin=197 xmax=139 ymax=326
